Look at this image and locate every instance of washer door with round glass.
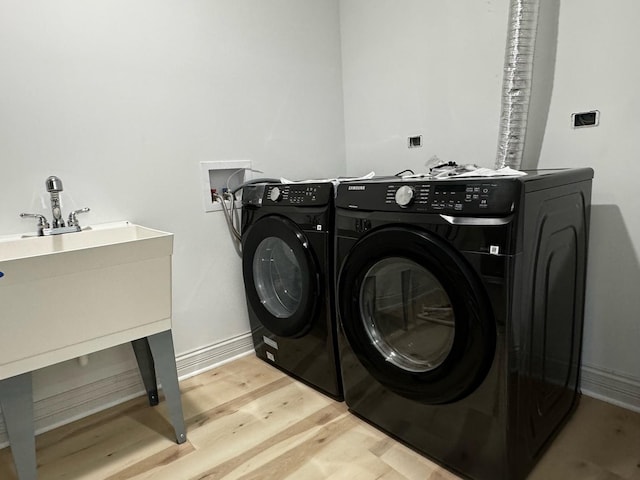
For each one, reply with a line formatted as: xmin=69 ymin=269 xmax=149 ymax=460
xmin=338 ymin=226 xmax=496 ymax=404
xmin=242 ymin=215 xmax=319 ymax=338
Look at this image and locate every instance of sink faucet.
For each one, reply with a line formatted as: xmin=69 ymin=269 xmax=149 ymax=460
xmin=20 ymin=176 xmax=90 ymax=236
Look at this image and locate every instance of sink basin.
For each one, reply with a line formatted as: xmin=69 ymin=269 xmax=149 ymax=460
xmin=0 ymin=222 xmax=173 ymax=379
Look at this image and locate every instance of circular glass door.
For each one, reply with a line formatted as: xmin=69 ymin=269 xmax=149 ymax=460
xmin=253 ymin=237 xmax=302 ymax=318
xmin=360 ymin=257 xmax=455 ymax=373
xmin=338 ymin=226 xmax=496 ymax=404
xmin=242 ymin=215 xmax=318 ymax=338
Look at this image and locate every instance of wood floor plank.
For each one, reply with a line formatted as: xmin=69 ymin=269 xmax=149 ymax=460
xmin=207 ymin=411 xmax=354 ymax=480
xmin=379 ymin=443 xmax=454 ymax=480
xmin=1 ymin=355 xmax=639 ymax=480
xmin=185 ymin=376 xmax=294 ymax=431
xmin=33 ymin=408 xmax=178 ymax=479
xmin=178 ymin=356 xmax=289 ymax=420
xmin=104 ymin=442 xmax=197 ymax=480
xmin=193 ymin=403 xmax=349 ymax=480
xmin=123 ymin=381 xmax=336 ymax=480
xmin=280 ymin=423 xmax=409 ymax=480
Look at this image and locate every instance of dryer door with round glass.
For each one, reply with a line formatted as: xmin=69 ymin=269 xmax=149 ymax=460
xmin=242 ymin=215 xmax=319 ymax=338
xmin=338 ymin=226 xmax=496 ymax=404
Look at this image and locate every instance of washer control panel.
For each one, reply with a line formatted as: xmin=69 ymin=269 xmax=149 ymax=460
xmin=263 ymin=183 xmax=332 ymax=206
xmin=339 ymin=179 xmax=520 ymax=215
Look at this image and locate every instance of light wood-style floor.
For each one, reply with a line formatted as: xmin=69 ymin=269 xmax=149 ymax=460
xmin=1 ymin=355 xmax=639 ymax=480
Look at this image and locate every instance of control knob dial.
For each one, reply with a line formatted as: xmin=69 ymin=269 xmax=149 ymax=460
xmin=269 ymin=186 xmax=283 ymax=202
xmin=395 ymin=185 xmax=415 ymax=207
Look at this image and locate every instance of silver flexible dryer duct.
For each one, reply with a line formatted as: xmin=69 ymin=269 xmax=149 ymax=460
xmin=495 ymin=0 xmax=541 ymax=169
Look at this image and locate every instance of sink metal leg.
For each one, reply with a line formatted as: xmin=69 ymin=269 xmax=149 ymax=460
xmin=0 ymin=373 xmax=37 ymax=480
xmin=131 ymin=338 xmax=159 ymax=406
xmin=146 ymin=330 xmax=187 ymax=444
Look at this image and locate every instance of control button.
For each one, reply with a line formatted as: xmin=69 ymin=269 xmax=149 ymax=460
xmin=269 ymin=187 xmax=283 ymax=202
xmin=395 ymin=185 xmax=415 ymax=207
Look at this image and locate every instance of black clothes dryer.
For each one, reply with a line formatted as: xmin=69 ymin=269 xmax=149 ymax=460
xmin=241 ymin=182 xmax=342 ymax=400
xmin=335 ymin=169 xmax=593 ymax=480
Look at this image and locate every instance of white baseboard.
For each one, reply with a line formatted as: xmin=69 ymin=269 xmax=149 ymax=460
xmin=176 ymin=333 xmax=254 ymax=381
xmin=0 ymin=332 xmax=254 ymax=449
xmin=580 ymin=364 xmax=640 ymax=413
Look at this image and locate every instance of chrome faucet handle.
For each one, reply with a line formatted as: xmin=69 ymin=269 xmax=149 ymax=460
xmin=68 ymin=207 xmax=90 ymax=227
xmin=20 ymin=213 xmax=50 ymax=228
xmin=20 ymin=213 xmax=50 ymax=235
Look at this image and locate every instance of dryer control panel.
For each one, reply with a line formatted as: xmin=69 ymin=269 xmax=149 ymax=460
xmin=337 ymin=179 xmax=520 ymax=216
xmin=263 ymin=183 xmax=333 ymax=207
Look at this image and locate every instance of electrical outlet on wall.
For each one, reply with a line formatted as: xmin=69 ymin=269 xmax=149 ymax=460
xmin=408 ymin=135 xmax=423 ymax=148
xmin=200 ymin=160 xmax=252 ymax=212
xmin=572 ymin=110 xmax=599 ymax=128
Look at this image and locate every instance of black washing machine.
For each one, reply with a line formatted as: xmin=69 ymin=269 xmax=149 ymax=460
xmin=335 ymin=169 xmax=593 ymax=480
xmin=241 ymin=182 xmax=342 ymax=400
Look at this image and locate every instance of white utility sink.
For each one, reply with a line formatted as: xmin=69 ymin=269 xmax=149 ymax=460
xmin=0 ymin=221 xmax=173 ymax=380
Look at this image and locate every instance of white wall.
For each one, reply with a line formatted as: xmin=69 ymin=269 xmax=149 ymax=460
xmin=0 ymin=0 xmax=345 ymax=429
xmin=340 ymin=0 xmax=510 ymax=176
xmin=340 ymin=0 xmax=640 ymax=410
